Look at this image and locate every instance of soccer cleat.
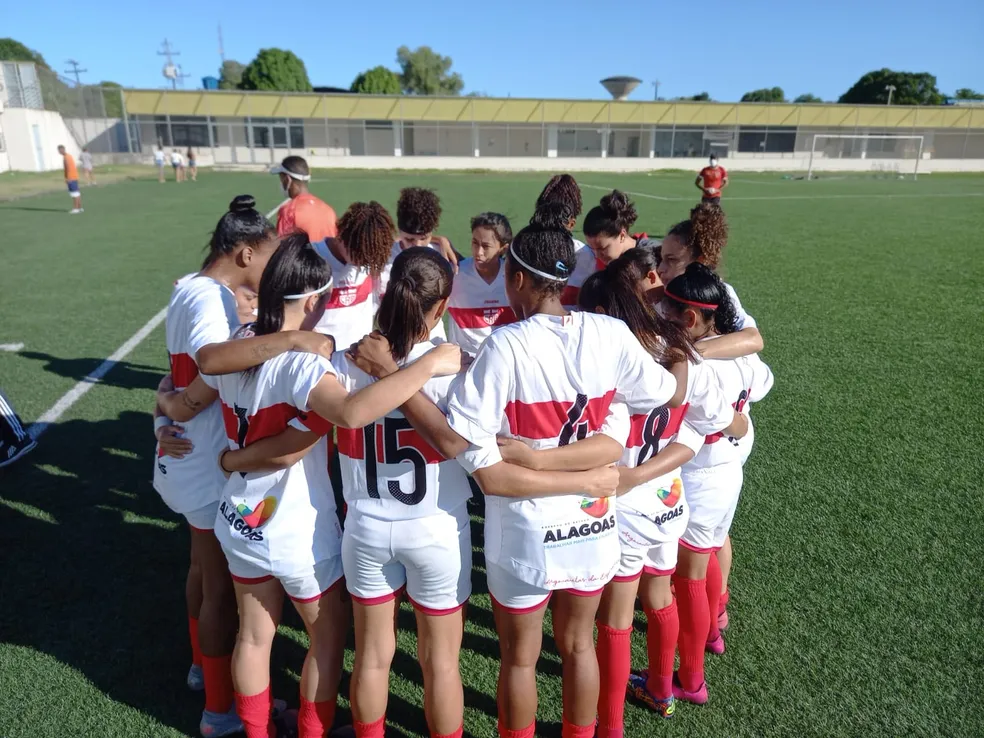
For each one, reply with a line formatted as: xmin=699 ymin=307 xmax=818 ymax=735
xmin=672 ymin=672 xmax=709 ymax=705
xmin=199 ymin=706 xmax=244 ymax=738
xmin=0 ymin=436 xmax=37 ymax=468
xmin=626 ymin=671 xmax=675 ymax=718
xmin=705 ymin=634 xmax=725 ymax=655
xmin=186 ymin=664 xmax=204 ymax=691
xmin=718 ymin=608 xmax=729 ymax=631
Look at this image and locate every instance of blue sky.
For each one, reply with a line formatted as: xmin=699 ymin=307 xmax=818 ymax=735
xmin=5 ymin=0 xmax=982 ymax=100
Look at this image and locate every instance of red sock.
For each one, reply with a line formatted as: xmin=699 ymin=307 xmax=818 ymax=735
xmin=202 ymin=654 xmax=234 ymax=713
xmin=355 ymin=716 xmax=386 ymax=738
xmin=644 ymin=601 xmax=678 ymax=700
xmin=706 ymin=554 xmax=723 ymax=642
xmin=562 ymin=717 xmax=597 ymax=738
xmin=433 ymin=725 xmax=464 ymax=738
xmin=720 ymin=587 xmax=730 ymax=613
xmin=673 ymin=575 xmax=709 ymax=693
xmin=595 ymin=622 xmax=631 ymax=738
xmin=234 ymin=686 xmax=275 ymax=738
xmin=497 ymin=720 xmax=535 ymax=738
xmin=299 ymin=696 xmax=336 ymax=738
xmin=188 ymin=616 xmax=202 ymax=667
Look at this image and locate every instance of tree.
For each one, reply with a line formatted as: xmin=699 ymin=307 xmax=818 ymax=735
xmin=396 ymin=46 xmax=464 ymax=96
xmin=741 ymin=87 xmax=785 ymax=103
xmin=839 ymin=69 xmax=943 ymax=105
xmin=98 ymin=81 xmax=123 ymax=117
xmin=240 ymin=48 xmax=312 ymax=92
xmin=794 ymin=93 xmax=823 ymax=103
xmin=0 ymin=37 xmax=48 ymax=68
xmin=675 ymin=92 xmax=712 ymax=101
xmin=954 ymin=88 xmax=984 ymax=101
xmin=351 ymin=66 xmax=401 ymax=95
xmin=219 ymin=60 xmax=245 ymax=90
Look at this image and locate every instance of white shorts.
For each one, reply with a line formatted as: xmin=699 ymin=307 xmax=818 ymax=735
xmin=680 ymin=463 xmax=743 ymax=553
xmin=485 ymin=561 xmax=609 ymax=613
xmin=613 ymin=482 xmax=688 ymax=581
xmin=228 ymin=555 xmax=343 ymax=603
xmin=342 ymin=507 xmax=471 ymax=615
xmin=184 ymin=501 xmax=219 ymax=531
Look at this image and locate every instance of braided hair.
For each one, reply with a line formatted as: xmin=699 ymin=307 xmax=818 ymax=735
xmin=507 ymin=219 xmax=575 ymax=297
xmin=337 ymin=201 xmax=396 ymax=276
xmin=536 ymin=173 xmax=583 ymax=218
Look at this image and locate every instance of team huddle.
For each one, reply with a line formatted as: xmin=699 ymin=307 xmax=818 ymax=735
xmin=152 ymin=159 xmax=773 ymax=738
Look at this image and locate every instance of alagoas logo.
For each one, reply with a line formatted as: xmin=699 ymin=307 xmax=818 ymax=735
xmin=543 ymin=497 xmax=616 ymax=544
xmin=219 ymin=495 xmax=277 ymax=541
xmin=580 ymin=497 xmax=610 ymax=518
xmin=657 ymin=478 xmax=683 ymax=507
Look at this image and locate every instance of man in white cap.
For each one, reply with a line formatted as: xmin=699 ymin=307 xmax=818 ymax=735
xmin=270 ymin=155 xmax=337 ymax=242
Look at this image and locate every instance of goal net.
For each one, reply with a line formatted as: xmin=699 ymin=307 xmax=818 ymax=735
xmin=806 ymin=134 xmax=924 ymax=180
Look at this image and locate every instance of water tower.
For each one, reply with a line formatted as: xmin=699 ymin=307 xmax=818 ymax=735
xmin=600 ymin=76 xmax=642 ymax=100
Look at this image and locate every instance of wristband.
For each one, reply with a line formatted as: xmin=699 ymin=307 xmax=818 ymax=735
xmin=154 ymin=416 xmax=173 ymax=433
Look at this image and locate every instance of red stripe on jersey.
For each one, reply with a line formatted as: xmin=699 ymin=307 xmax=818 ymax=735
xmin=337 ymin=422 xmax=444 ymax=464
xmin=170 ymin=352 xmax=199 ymax=388
xmin=395 ymin=426 xmax=445 ymax=464
xmin=374 ymin=424 xmax=384 ymax=463
xmin=221 ymin=401 xmax=298 ymax=447
xmin=324 ymin=277 xmax=373 ymax=309
xmin=705 ymin=391 xmax=747 ymax=444
xmin=337 ymin=426 xmax=364 ymax=459
xmin=505 ymin=390 xmax=616 ymax=440
xmin=560 ymin=285 xmax=580 ymax=306
xmin=596 ymin=257 xmax=606 ymax=272
xmin=297 ymin=411 xmax=333 ymax=436
xmin=448 ymin=306 xmax=517 ymax=329
xmin=627 ymin=403 xmax=690 ymax=447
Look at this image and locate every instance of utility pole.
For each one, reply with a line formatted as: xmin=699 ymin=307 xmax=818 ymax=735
xmin=885 ymin=84 xmax=896 ymax=106
xmin=218 ymin=24 xmax=225 ymax=62
xmin=159 ymin=39 xmax=183 ymax=90
xmin=64 ymin=59 xmax=89 ymax=145
xmin=652 ymin=80 xmax=660 ymax=101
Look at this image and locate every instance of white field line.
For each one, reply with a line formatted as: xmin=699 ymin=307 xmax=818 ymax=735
xmin=0 ymin=343 xmax=25 ymax=352
xmin=27 ymin=200 xmax=289 ymax=440
xmin=581 ymin=184 xmax=674 ymax=200
xmin=582 ymin=183 xmax=984 ymax=203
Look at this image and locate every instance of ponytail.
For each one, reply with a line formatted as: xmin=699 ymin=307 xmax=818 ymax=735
xmin=663 ymin=262 xmax=740 ymax=335
xmin=203 ymin=195 xmax=275 ymax=269
xmin=377 ymin=247 xmax=453 ymax=361
xmin=254 ymin=233 xmax=332 ymax=338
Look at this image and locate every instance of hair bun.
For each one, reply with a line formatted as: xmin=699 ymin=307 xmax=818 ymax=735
xmin=600 ymin=190 xmax=636 ymax=221
xmin=230 ymin=195 xmax=256 ymax=213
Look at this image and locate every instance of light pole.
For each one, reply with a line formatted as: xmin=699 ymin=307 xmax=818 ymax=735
xmin=885 ymin=84 xmax=896 ymax=106
xmin=652 ymin=80 xmax=660 ymax=101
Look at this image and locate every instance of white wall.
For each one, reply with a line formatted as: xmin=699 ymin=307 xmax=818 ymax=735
xmin=1 ymin=108 xmax=80 ymax=171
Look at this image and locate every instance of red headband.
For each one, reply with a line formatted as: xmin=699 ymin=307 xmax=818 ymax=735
xmin=664 ymin=288 xmax=718 ymax=310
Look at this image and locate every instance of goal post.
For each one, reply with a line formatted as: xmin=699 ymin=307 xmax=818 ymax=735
xmin=806 ymin=134 xmax=924 ymax=180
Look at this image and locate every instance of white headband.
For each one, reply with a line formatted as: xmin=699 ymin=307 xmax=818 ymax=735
xmin=270 ymin=164 xmax=311 ymax=182
xmin=509 ymin=243 xmax=569 ymax=282
xmin=285 ymin=279 xmax=333 ymax=300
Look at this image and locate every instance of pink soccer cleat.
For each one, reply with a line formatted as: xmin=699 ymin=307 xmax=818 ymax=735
xmin=672 ymin=672 xmax=709 ymax=705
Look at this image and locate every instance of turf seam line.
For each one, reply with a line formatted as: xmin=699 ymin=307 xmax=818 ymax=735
xmin=582 ymin=182 xmax=984 ymax=203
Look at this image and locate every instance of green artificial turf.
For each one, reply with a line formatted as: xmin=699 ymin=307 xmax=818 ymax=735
xmin=1 ymin=170 xmax=982 ymax=737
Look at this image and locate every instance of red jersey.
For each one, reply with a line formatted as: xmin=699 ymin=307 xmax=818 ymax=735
xmin=699 ymin=166 xmax=727 ymax=197
xmin=278 ymin=194 xmax=337 ymax=242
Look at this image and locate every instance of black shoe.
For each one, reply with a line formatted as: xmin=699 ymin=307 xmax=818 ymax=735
xmin=0 ymin=436 xmax=37 ymax=468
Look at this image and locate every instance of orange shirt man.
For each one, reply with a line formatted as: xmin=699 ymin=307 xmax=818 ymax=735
xmin=57 ymin=145 xmax=83 ymax=213
xmin=696 ymin=155 xmax=728 ymax=202
xmin=271 ymin=156 xmax=337 ymax=242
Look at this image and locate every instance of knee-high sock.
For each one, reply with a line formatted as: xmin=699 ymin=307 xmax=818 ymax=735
xmin=706 ymin=554 xmax=723 ymax=642
xmin=234 ymin=686 xmax=275 ymax=738
xmin=644 ymin=601 xmax=678 ymax=700
xmin=673 ymin=576 xmax=709 ymax=692
xmin=596 ymin=622 xmax=632 ymax=738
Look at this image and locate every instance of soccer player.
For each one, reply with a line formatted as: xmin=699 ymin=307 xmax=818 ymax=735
xmin=658 ymin=263 xmax=773 ymax=704
xmin=271 ymin=156 xmax=338 ymax=242
xmin=57 ymin=145 xmax=82 ymax=214
xmin=155 ymin=146 xmax=166 ymax=183
xmin=583 ymin=190 xmax=662 ymax=267
xmin=0 ymin=389 xmax=36 ymax=468
xmin=445 ymin=212 xmax=515 ymax=355
xmin=696 ymin=155 xmax=728 ymax=203
xmin=79 ymin=146 xmax=95 ymax=186
xmin=159 ymin=234 xmax=464 ymax=738
xmin=531 ymin=174 xmax=594 ymax=307
xmin=443 ymin=220 xmax=677 ymax=738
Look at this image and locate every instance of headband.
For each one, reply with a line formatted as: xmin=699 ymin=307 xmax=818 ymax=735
xmin=663 ymin=287 xmax=718 ymax=310
xmin=270 ymin=164 xmax=311 ymax=182
xmin=285 ymin=279 xmax=333 ymax=300
xmin=509 ymin=243 xmax=568 ymax=282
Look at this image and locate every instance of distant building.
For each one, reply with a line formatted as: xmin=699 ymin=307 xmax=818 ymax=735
xmin=202 ymin=76 xmax=219 ymax=90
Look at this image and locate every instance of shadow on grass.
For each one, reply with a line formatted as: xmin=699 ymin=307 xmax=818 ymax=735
xmin=17 ymin=351 xmax=163 ymax=389
xmin=0 ymin=206 xmax=70 ymax=213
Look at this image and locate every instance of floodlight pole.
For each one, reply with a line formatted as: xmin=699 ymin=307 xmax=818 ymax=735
xmin=885 ymin=85 xmax=896 ymax=106
xmin=652 ymin=80 xmax=660 ymax=101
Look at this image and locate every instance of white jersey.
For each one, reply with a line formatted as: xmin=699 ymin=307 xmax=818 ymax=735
xmin=153 ymin=276 xmax=238 ymax=514
xmin=446 ymin=258 xmax=516 ymax=355
xmin=311 ymin=239 xmax=376 ymax=350
xmin=375 ymin=241 xmax=446 ymax=341
xmin=447 ymin=311 xmax=677 ymax=591
xmin=154 ymin=150 xmax=165 ymax=165
xmin=203 ymin=350 xmax=341 ymax=576
xmin=170 ymin=152 xmax=184 ymax=165
xmin=686 ymin=337 xmax=774 ymax=470
xmin=333 ymin=340 xmax=472 ymax=520
xmin=561 ymin=238 xmax=600 ymax=308
xmin=724 ymin=282 xmax=756 ymax=331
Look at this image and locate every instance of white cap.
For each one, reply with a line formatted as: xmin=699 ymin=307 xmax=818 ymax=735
xmin=269 ymin=163 xmax=311 ymax=181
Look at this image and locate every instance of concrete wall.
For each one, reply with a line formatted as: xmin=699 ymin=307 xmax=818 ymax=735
xmin=63 ymin=117 xmax=128 ymax=154
xmin=0 ymin=108 xmax=80 ymax=171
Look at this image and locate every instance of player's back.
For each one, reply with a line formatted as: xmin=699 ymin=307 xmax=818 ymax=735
xmin=311 ymin=239 xmax=375 ymax=349
xmin=334 ymin=340 xmax=471 ymax=520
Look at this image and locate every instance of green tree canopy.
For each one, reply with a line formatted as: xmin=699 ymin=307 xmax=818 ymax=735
xmin=219 ymin=60 xmax=245 ymax=90
xmin=98 ymin=81 xmax=123 ymax=117
xmin=839 ymin=69 xmax=943 ymax=105
xmin=351 ymin=66 xmax=401 ymax=95
xmin=396 ymin=46 xmax=463 ymax=95
xmin=675 ymin=92 xmax=712 ymax=101
xmin=741 ymin=87 xmax=785 ymax=103
xmin=794 ymin=93 xmax=823 ymax=103
xmin=954 ymin=88 xmax=984 ymax=101
xmin=0 ymin=37 xmax=48 ymax=68
xmin=240 ymin=49 xmax=312 ymax=92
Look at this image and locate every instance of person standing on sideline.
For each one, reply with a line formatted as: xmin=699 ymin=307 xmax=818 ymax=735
xmin=171 ymin=149 xmax=185 ymax=182
xmin=696 ymin=155 xmax=728 ymax=204
xmin=79 ymin=147 xmax=95 ymax=185
xmin=187 ymin=148 xmax=198 ymax=181
xmin=58 ymin=145 xmax=83 ymax=214
xmin=0 ymin=389 xmax=37 ymax=468
xmin=155 ymin=146 xmax=166 ymax=183
xmin=271 ymin=156 xmax=337 ymax=242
